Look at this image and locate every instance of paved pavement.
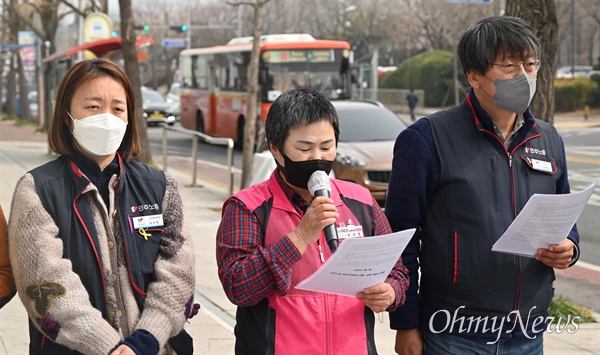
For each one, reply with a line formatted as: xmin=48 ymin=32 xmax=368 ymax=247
xmin=0 ymin=110 xmax=599 ymax=354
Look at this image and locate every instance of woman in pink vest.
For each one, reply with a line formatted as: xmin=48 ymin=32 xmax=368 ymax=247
xmin=216 ymin=87 xmax=409 ymax=354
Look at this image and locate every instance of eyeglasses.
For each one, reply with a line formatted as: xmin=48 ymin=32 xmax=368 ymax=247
xmin=490 ymin=60 xmax=541 ymax=75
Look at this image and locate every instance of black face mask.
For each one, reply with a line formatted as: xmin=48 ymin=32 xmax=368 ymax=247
xmin=276 ymin=152 xmax=334 ymax=190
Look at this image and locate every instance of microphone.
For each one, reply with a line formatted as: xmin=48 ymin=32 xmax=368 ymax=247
xmin=307 ymin=170 xmax=339 ymax=253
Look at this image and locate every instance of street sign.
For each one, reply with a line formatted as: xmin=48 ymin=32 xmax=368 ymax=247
xmin=162 ymin=39 xmax=186 ymax=48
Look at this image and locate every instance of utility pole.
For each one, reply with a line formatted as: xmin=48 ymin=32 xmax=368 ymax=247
xmin=237 ymin=0 xmax=242 ymax=37
xmin=370 ymin=47 xmax=378 ymax=101
xmin=570 ymin=0 xmax=575 ymax=78
xmin=186 ymin=11 xmax=191 ymax=49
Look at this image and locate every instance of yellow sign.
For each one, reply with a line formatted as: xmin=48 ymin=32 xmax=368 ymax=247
xmin=83 ymin=12 xmax=113 ymax=59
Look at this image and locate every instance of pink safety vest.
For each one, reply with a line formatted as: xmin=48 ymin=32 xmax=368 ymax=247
xmin=235 ymin=171 xmax=377 ymax=354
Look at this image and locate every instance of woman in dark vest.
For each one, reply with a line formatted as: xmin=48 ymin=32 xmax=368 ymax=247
xmin=8 ymin=58 xmax=197 ymax=354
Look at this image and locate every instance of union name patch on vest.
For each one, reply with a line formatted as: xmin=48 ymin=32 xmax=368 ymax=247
xmin=132 ymin=214 xmax=164 ymax=229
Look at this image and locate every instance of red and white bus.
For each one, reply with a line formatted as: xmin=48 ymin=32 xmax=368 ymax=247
xmin=178 ymin=34 xmax=352 ymax=145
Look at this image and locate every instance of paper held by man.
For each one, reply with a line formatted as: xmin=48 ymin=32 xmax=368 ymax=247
xmin=492 ymin=182 xmax=597 ymax=257
xmin=295 ymin=229 xmax=415 ymax=297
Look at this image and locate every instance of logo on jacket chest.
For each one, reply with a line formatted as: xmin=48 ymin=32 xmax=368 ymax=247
xmin=525 ymin=147 xmax=546 ymax=156
xmin=131 ymin=203 xmax=159 ymax=212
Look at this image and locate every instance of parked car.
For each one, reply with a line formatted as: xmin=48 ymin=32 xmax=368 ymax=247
xmin=28 ymin=91 xmax=38 ymax=118
xmin=586 ymin=70 xmax=600 ymax=79
xmin=556 ymin=65 xmax=594 ymax=79
xmin=141 ymin=87 xmax=176 ymax=126
xmin=331 ymin=100 xmax=407 ymax=206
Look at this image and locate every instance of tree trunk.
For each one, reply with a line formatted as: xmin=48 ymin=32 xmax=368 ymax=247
xmin=505 ymin=0 xmax=558 ymax=124
xmin=6 ymin=0 xmax=19 ymax=117
xmin=119 ymin=0 xmax=152 ymax=163
xmin=240 ymin=0 xmax=268 ymax=189
xmin=16 ymin=51 xmax=32 ymax=121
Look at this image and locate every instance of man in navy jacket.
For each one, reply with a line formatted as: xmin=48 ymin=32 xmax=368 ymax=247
xmin=385 ymin=16 xmax=580 ymax=355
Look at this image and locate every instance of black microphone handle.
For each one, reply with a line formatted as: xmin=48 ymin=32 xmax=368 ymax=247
xmin=313 ymin=189 xmax=339 ymax=253
xmin=324 ymin=224 xmax=339 ymax=253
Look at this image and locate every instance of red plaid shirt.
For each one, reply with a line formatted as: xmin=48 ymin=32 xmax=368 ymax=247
xmin=216 ymin=172 xmax=409 ymax=309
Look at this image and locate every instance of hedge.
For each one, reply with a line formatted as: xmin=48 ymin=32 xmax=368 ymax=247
xmin=554 ymin=78 xmax=599 ymax=112
xmin=380 ymin=50 xmax=470 ymax=107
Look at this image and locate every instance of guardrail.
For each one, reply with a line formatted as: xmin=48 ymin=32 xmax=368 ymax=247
xmin=161 ymin=124 xmax=235 ymax=195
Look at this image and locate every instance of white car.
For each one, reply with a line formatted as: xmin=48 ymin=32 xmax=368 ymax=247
xmin=556 ymin=65 xmax=593 ymax=79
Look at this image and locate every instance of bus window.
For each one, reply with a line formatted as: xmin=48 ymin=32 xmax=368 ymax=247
xmin=193 ymin=56 xmax=209 ymax=89
xmin=181 ymin=55 xmax=192 ymax=88
xmin=261 ymin=48 xmax=351 ymax=101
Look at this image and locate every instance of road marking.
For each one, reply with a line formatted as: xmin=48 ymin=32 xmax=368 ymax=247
xmin=567 ymin=156 xmax=600 ymax=164
xmin=563 ymin=169 xmax=600 ymax=206
xmin=576 ymin=261 xmax=600 ymax=272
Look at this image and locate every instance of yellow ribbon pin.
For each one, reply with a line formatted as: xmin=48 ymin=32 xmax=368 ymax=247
xmin=138 ymin=228 xmax=152 ymax=240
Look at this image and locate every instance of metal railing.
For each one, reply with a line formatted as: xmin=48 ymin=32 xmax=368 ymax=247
xmin=161 ymin=124 xmax=235 ymax=195
xmin=352 ymin=88 xmax=425 ymax=114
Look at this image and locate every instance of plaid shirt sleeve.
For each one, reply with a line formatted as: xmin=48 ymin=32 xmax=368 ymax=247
xmin=370 ymin=197 xmax=410 ymax=312
xmin=216 ymin=196 xmax=303 ymax=307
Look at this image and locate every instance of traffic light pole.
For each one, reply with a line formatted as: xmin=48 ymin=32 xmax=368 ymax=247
xmin=186 ymin=12 xmax=191 ymax=49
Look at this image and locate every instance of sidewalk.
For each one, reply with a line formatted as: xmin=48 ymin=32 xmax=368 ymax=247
xmin=0 ymin=117 xmax=599 ymax=354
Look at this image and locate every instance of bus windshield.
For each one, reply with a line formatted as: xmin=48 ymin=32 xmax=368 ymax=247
xmin=261 ymin=48 xmax=351 ymax=101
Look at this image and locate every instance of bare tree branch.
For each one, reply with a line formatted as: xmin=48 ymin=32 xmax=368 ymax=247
xmin=580 ymin=0 xmax=600 ymax=26
xmin=3 ymin=0 xmax=45 ymax=39
xmin=60 ymin=0 xmax=86 ymax=17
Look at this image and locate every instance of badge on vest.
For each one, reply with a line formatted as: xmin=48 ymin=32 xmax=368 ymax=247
xmin=336 ymin=219 xmax=364 ymax=239
xmin=530 ymin=158 xmax=553 ymax=173
xmin=132 ymin=214 xmax=164 ymax=229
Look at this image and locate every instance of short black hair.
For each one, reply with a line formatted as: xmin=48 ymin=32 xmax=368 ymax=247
xmin=265 ymin=87 xmax=339 ymax=152
xmin=457 ymin=16 xmax=541 ymax=76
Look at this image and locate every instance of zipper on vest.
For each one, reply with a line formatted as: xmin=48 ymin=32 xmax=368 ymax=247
xmin=324 ymin=292 xmax=332 ymax=354
xmin=317 ymin=241 xmax=325 ymax=263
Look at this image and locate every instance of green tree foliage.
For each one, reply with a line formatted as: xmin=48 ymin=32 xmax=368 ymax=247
xmin=380 ymin=50 xmax=469 ymax=107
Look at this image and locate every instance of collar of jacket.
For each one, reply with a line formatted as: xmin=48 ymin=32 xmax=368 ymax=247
xmin=466 ymin=89 xmax=536 ymax=133
xmin=466 ymin=89 xmax=539 ymax=151
xmin=68 ymin=153 xmax=124 ymax=195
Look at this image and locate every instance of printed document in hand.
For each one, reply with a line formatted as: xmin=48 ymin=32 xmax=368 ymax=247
xmin=295 ymin=229 xmax=415 ymax=297
xmin=492 ymin=182 xmax=597 ymax=257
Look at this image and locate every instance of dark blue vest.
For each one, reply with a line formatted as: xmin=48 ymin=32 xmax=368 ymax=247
xmin=421 ymin=99 xmax=563 ymax=335
xmin=29 ymin=155 xmax=191 ymax=354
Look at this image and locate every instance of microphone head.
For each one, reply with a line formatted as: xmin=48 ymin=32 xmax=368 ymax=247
xmin=308 ymin=170 xmax=331 ymax=196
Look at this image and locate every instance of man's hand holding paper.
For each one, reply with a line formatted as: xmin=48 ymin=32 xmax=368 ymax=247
xmin=535 ymin=238 xmax=575 ymax=269
xmin=492 ymin=182 xmax=596 ymax=258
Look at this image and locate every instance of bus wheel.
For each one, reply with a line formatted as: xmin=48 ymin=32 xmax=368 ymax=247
xmin=235 ymin=117 xmax=244 ymax=150
xmin=196 ymin=112 xmax=204 ymax=133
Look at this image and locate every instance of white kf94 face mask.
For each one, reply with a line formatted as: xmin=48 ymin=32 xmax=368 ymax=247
xmin=69 ymin=111 xmax=128 ymax=156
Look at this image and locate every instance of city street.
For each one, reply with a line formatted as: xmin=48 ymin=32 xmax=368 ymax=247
xmin=1 ymin=113 xmax=599 ymax=354
xmin=148 ymin=113 xmax=600 ymax=266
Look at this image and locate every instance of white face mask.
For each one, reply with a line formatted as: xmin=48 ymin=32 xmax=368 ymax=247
xmin=69 ymin=112 xmax=128 ymax=156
